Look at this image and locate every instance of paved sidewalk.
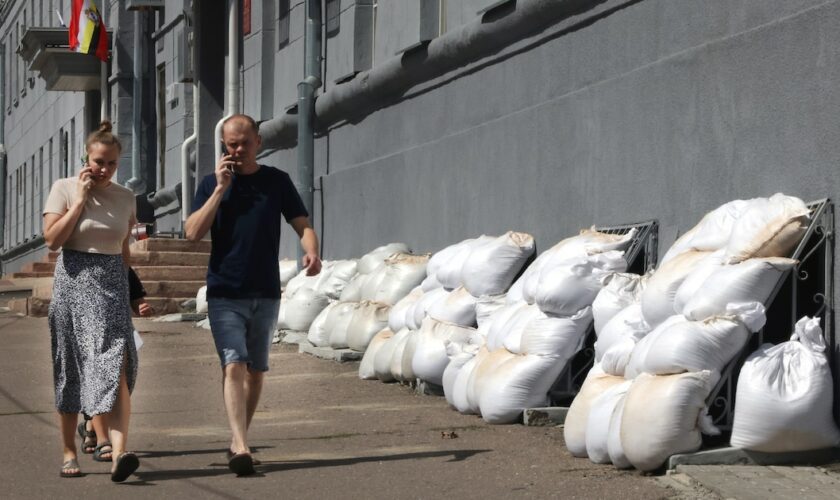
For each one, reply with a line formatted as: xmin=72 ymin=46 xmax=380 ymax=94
xmin=0 ymin=314 xmax=670 ymax=499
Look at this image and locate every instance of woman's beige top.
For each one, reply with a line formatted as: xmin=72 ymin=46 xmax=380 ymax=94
xmin=43 ymin=177 xmax=136 ymax=255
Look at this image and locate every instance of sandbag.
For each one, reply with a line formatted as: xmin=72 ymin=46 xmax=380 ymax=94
xmin=195 ymin=285 xmax=208 ymax=314
xmin=316 ymin=260 xmax=359 ymax=299
xmin=346 ymin=301 xmax=392 ymax=352
xmin=672 ymin=249 xmax=726 ymax=315
xmin=585 ymin=380 xmax=632 ymax=464
xmin=307 ymin=302 xmax=339 ymax=347
xmin=421 ymin=273 xmax=443 ymax=292
xmin=478 ymin=353 xmax=566 ymax=424
xmin=681 ymin=257 xmax=796 ymax=322
xmin=339 ymin=273 xmax=368 ymax=302
xmin=592 ymin=272 xmax=645 ymax=335
xmin=359 ymin=329 xmax=394 ymax=379
xmin=327 ymin=301 xmax=363 ymax=349
xmin=436 ymin=236 xmax=495 ymax=290
xmin=428 ymin=286 xmax=479 ymax=327
xmin=640 ymin=250 xmax=711 ymax=327
xmin=594 ymin=303 xmax=649 ymax=365
xmin=443 ymin=340 xmax=482 ymax=408
xmin=730 ymin=317 xmax=840 ymax=452
xmin=461 ymin=231 xmax=536 ymax=297
xmin=285 ymin=271 xmax=319 ymax=298
xmin=279 ymin=259 xmax=300 ymax=288
xmin=658 ymin=225 xmax=701 ymax=266
xmin=374 ymin=328 xmax=408 ymax=382
xmin=412 ymin=318 xmax=479 ymax=386
xmin=466 ymin=347 xmax=518 ymax=414
xmin=407 ymin=287 xmax=449 ymax=330
xmin=372 ymin=254 xmax=429 ymax=305
xmin=684 ymin=199 xmax=751 ymax=252
xmin=280 ymin=288 xmax=331 ymax=332
xmin=607 ymin=388 xmax=631 ymax=468
xmin=485 ymin=301 xmax=528 ymax=351
xmin=724 ymin=194 xmax=809 ymax=264
xmin=519 ymin=307 xmax=591 ymax=357
xmin=390 ymin=330 xmax=414 ymax=383
xmin=451 ymin=356 xmax=479 ymax=414
xmin=500 ymin=304 xmax=547 ymax=355
xmin=621 ymin=371 xmax=719 ymax=471
xmin=358 ymin=242 xmax=411 ymax=274
xmin=398 ymin=330 xmax=420 ymax=382
xmin=534 ymin=251 xmax=626 ymax=316
xmin=476 ymin=295 xmax=508 ymax=335
xmin=388 ymin=286 xmax=424 ymax=332
xmin=360 ymin=264 xmax=390 ymax=301
xmin=624 ymin=314 xmax=688 ymax=380
xmin=563 ymin=367 xmax=626 ymax=457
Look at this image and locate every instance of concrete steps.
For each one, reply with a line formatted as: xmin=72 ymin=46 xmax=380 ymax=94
xmin=10 ymin=238 xmax=210 ymax=317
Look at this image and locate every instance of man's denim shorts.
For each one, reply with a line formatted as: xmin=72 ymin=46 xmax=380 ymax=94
xmin=207 ymin=298 xmax=281 ymax=372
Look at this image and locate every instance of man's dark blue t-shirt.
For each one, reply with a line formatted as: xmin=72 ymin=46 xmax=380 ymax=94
xmin=192 ymin=165 xmax=308 ymax=299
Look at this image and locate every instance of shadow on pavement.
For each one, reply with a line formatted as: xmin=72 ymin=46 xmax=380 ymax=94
xmin=135 ymin=446 xmax=273 ymax=459
xmin=133 ymin=448 xmax=491 ymax=482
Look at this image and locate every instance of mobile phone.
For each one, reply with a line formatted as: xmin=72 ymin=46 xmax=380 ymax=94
xmin=220 ymin=141 xmax=234 ymax=174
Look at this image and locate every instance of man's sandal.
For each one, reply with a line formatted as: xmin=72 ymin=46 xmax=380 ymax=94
xmin=110 ymin=452 xmax=139 ymax=483
xmin=60 ymin=458 xmax=83 ymax=478
xmin=227 ymin=449 xmax=261 ymax=466
xmin=77 ymin=422 xmax=96 ymax=454
xmin=228 ymin=453 xmax=255 ymax=476
xmin=93 ymin=442 xmax=113 ymax=462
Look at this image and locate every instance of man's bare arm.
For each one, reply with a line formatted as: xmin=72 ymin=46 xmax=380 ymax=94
xmin=290 ymin=216 xmax=321 ymax=275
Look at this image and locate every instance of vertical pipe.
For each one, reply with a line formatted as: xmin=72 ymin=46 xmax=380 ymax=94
xmin=181 ymin=3 xmax=200 ymax=232
xmin=0 ymin=44 xmax=6 ymax=254
xmin=100 ymin=4 xmax=108 ymax=120
xmin=226 ymin=0 xmax=239 ymax=115
xmin=297 ymin=0 xmax=321 ymax=261
xmin=127 ymin=9 xmax=146 ymax=193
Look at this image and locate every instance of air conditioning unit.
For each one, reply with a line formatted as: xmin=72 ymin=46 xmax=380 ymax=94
xmin=126 ymin=0 xmax=165 ymax=10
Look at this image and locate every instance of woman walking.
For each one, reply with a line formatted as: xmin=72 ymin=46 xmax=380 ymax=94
xmin=43 ymin=121 xmax=140 ymax=482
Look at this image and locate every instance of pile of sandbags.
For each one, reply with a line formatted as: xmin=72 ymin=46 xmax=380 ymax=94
xmin=339 ymin=243 xmax=411 ymax=302
xmin=566 ymin=194 xmax=812 ymax=472
xmin=731 ymin=317 xmax=840 ymax=452
xmin=448 ymin=229 xmax=637 ymax=424
xmin=277 ymin=259 xmax=358 ymax=332
xmin=280 ymin=259 xmax=300 ymax=289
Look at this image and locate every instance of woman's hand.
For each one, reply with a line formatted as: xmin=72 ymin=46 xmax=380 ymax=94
xmin=77 ymin=167 xmax=95 ymax=203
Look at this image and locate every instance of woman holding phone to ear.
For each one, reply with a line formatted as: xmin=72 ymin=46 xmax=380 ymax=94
xmin=43 ymin=121 xmax=140 ymax=482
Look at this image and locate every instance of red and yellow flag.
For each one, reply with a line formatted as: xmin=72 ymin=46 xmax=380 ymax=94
xmin=68 ymin=0 xmax=109 ymax=61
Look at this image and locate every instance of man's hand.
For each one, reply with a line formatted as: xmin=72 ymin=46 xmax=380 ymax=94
xmin=132 ymin=299 xmax=155 ymax=317
xmin=302 ymin=252 xmax=322 ymax=276
xmin=215 ymin=154 xmax=238 ymax=191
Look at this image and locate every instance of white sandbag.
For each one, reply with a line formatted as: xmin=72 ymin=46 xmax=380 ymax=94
xmin=600 ymin=337 xmax=637 ymax=378
xmin=659 ymin=225 xmax=701 ymax=266
xmin=466 ymin=347 xmax=518 ymax=414
xmin=372 ymin=254 xmax=429 ymax=305
xmin=327 ymin=301 xmax=363 ymax=349
xmin=476 ymin=294 xmax=508 ymax=335
xmin=390 ymin=330 xmax=413 ymax=382
xmin=640 ymin=250 xmax=711 ymax=327
xmin=607 ymin=391 xmax=632 ymax=469
xmin=374 ymin=328 xmax=408 ymax=382
xmin=285 ymin=270 xmax=319 ymax=298
xmin=594 ymin=303 xmax=649 ymax=363
xmin=388 ymin=286 xmax=424 ymax=332
xmin=534 ymin=251 xmax=626 ymax=316
xmin=621 ymin=371 xmax=719 ymax=471
xmin=279 ymin=259 xmax=300 ymax=288
xmin=624 ymin=314 xmax=688 ymax=380
xmin=437 ymin=236 xmax=495 ymax=290
xmin=452 ymin=354 xmax=480 ymax=414
xmin=339 ymin=273 xmax=368 ymax=302
xmin=316 ymin=260 xmax=359 ymax=299
xmin=672 ymin=249 xmax=726 ymax=315
xmin=196 ymin=285 xmax=208 ymax=314
xmin=359 ymin=329 xmax=394 ymax=379
xmin=461 ymin=231 xmax=536 ymax=297
xmin=281 ymin=288 xmax=331 ymax=332
xmin=407 ymin=287 xmax=449 ymax=330
xmin=731 ymin=317 xmax=840 ymax=452
xmin=501 ymin=304 xmax=547 ymax=355
xmin=520 ymin=307 xmax=592 ymax=357
xmin=397 ymin=330 xmax=420 ymax=383
xmin=633 ymin=305 xmax=765 ymax=376
xmin=428 ymin=286 xmax=479 ymax=327
xmin=563 ymin=367 xmax=626 ymax=457
xmin=685 ymin=199 xmax=752 ymax=252
xmin=485 ymin=301 xmax=528 ymax=351
xmin=359 ymin=264 xmax=390 ymax=301
xmin=358 ymin=242 xmax=411 ymax=274
xmin=420 ymin=273 xmax=443 ymax=292
xmin=412 ymin=318 xmax=479 ymax=386
xmin=427 ymin=241 xmax=465 ymax=280
xmin=478 ymin=353 xmax=566 ymax=424
xmin=277 ymin=300 xmax=288 ymax=329
xmin=307 ymin=302 xmax=339 ymax=347
xmin=443 ymin=340 xmax=482 ymax=408
xmin=506 ymin=276 xmax=525 ymax=303
xmin=592 ymin=272 xmax=645 ymax=335
xmin=346 ymin=301 xmax=392 ymax=352
xmin=585 ymin=380 xmax=632 ymax=464
xmin=724 ymin=193 xmax=809 ymax=264
xmin=681 ymin=257 xmax=796 ymax=322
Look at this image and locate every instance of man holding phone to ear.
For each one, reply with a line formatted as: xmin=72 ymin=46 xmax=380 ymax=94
xmin=185 ymin=114 xmax=321 ymax=476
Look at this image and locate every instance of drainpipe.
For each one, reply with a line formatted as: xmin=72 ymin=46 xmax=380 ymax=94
xmin=214 ymin=0 xmax=240 ymax=159
xmin=126 ymin=10 xmax=146 ymax=193
xmin=181 ymin=5 xmax=200 ymax=233
xmin=0 ymin=45 xmax=6 ymax=257
xmin=297 ymin=0 xmax=321 ymax=261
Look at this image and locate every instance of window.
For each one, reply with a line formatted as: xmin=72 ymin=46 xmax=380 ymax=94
xmin=278 ymin=0 xmax=290 ymax=49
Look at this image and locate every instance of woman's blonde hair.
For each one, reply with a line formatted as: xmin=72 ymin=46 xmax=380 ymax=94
xmin=85 ymin=120 xmax=122 ymax=152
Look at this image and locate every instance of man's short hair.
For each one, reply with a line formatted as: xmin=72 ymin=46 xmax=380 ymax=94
xmin=223 ymin=114 xmax=259 ymax=135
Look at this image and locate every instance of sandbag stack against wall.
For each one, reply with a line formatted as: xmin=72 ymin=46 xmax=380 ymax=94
xmin=278 ymin=259 xmax=358 ymax=332
xmin=566 ymin=194 xmax=811 ymax=471
xmin=453 ymin=229 xmax=637 ymax=424
xmin=731 ymin=317 xmax=840 ymax=452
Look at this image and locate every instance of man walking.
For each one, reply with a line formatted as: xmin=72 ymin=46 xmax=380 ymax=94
xmin=186 ymin=114 xmax=321 ymax=476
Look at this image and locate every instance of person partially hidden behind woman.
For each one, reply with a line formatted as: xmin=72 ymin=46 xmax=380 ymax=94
xmin=43 ymin=121 xmax=140 ymax=482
